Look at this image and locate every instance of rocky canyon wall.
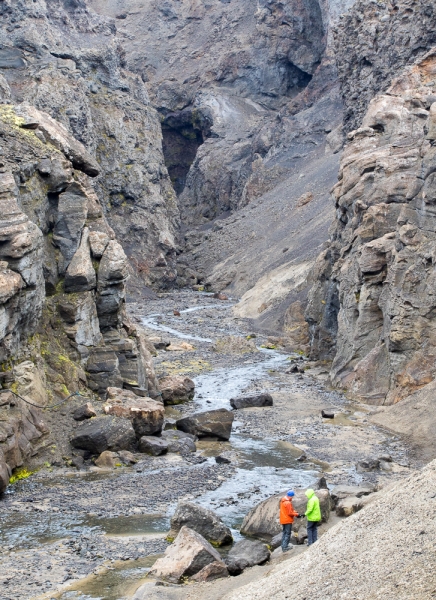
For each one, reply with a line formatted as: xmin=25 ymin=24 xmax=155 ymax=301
xmin=0 ymin=0 xmax=170 ymax=491
xmin=306 ymin=48 xmax=436 ymax=405
xmin=0 ymin=0 xmax=179 ymax=291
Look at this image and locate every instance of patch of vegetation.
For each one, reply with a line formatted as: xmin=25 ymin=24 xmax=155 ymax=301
xmin=9 ymin=467 xmax=34 ymax=484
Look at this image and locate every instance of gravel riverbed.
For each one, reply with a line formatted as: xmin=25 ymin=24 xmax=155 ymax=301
xmin=0 ymin=290 xmax=415 ymax=600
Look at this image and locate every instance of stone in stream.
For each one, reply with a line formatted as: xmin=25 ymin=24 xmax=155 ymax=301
xmin=138 ymin=436 xmax=169 ymax=456
xmin=240 ymin=489 xmax=331 ymax=541
xmin=148 ymin=526 xmax=227 ymax=583
xmin=103 ymin=387 xmax=164 ymax=437
xmin=161 ymin=429 xmax=197 ymax=453
xmin=72 ymin=402 xmax=96 ymax=421
xmin=117 ymin=450 xmax=137 ymax=464
xmin=357 ymin=458 xmax=381 ymax=472
xmin=70 ymin=415 xmax=136 ymax=454
xmin=158 ymin=375 xmax=195 ymax=405
xmin=226 ymin=539 xmax=270 ymax=574
xmin=169 ymin=501 xmax=233 ymax=546
xmin=176 ymin=409 xmax=234 ymax=441
xmin=230 ymin=392 xmax=273 ymax=409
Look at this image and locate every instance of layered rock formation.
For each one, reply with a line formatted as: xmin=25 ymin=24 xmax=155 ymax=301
xmin=306 ymin=49 xmax=436 ymax=405
xmin=0 ymin=0 xmax=179 ymax=291
xmin=0 ymin=101 xmax=159 ymax=491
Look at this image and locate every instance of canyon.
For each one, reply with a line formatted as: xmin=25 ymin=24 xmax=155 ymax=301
xmin=0 ymin=0 xmax=436 ymax=598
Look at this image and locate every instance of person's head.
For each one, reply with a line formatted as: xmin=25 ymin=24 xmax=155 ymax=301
xmin=287 ymin=490 xmax=295 ymax=498
xmin=305 ymin=488 xmax=315 ymax=499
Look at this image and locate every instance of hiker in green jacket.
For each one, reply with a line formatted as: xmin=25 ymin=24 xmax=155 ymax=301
xmin=305 ymin=489 xmax=321 ymax=545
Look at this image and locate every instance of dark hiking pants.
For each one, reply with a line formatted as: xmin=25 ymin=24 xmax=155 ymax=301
xmin=281 ymin=523 xmax=292 ymax=550
xmin=307 ymin=520 xmax=319 ymax=545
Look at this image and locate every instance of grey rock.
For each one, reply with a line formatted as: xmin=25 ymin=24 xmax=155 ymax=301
xmin=64 ymin=228 xmax=97 ymax=293
xmin=227 ymin=539 xmax=270 ymax=569
xmin=230 ymin=392 xmax=273 ymax=409
xmin=336 ymin=496 xmax=364 ymax=518
xmin=149 ymin=526 xmax=224 ymax=583
xmin=176 ymin=409 xmax=234 ymax=441
xmin=169 ymin=501 xmax=233 ymax=546
xmin=70 ymin=415 xmax=136 ymax=454
xmin=241 ymin=489 xmax=330 ymax=540
xmin=161 ymin=429 xmax=196 ymax=453
xmin=138 ymin=436 xmax=168 ymax=456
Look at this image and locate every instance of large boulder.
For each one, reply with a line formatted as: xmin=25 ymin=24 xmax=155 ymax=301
xmin=158 ymin=375 xmax=195 ymax=405
xmin=240 ymin=488 xmax=331 ymax=540
xmin=169 ymin=501 xmax=233 ymax=546
xmin=176 ymin=409 xmax=234 ymax=441
xmin=70 ymin=415 xmax=136 ymax=454
xmin=227 ymin=539 xmax=270 ymax=573
xmin=148 ymin=526 xmax=226 ymax=583
xmin=104 ymin=387 xmax=164 ymax=437
xmin=161 ymin=429 xmax=197 ymax=453
xmin=230 ymin=392 xmax=273 ymax=410
xmin=138 ymin=436 xmax=168 ymax=456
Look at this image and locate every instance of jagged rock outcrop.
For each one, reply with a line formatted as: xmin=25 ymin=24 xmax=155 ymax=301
xmin=0 ymin=0 xmax=179 ymax=291
xmin=306 ymin=49 xmax=436 ymax=405
xmin=334 ymin=0 xmax=436 ymax=133
xmin=0 ymin=99 xmax=161 ymax=491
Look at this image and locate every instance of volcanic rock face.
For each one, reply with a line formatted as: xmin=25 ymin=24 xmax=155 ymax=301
xmin=306 ymin=50 xmax=436 ymax=405
xmin=334 ymin=0 xmax=436 ymax=133
xmin=0 ymin=0 xmax=179 ymax=290
xmin=0 ymin=100 xmax=161 ymax=487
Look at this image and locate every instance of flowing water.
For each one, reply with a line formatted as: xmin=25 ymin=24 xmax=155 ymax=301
xmin=3 ymin=299 xmax=322 ymax=600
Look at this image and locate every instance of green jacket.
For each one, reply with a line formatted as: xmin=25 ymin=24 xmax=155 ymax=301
xmin=305 ymin=489 xmax=321 ymax=522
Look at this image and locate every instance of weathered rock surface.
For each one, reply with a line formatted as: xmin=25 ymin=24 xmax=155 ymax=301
xmin=230 ymin=393 xmax=273 ymax=410
xmin=94 ymin=450 xmax=118 ymax=469
xmin=227 ymin=539 xmax=270 ymax=570
xmin=306 ymin=50 xmax=436 ymax=406
xmin=70 ymin=416 xmax=136 ymax=454
xmin=104 ymin=387 xmax=164 ymax=437
xmin=176 ymin=409 xmax=234 ymax=441
xmin=240 ymin=489 xmax=330 ymax=540
xmin=161 ymin=430 xmax=197 ymax=454
xmin=148 ymin=526 xmax=225 ymax=583
xmin=336 ymin=495 xmax=364 ymax=517
xmin=72 ymin=403 xmax=97 ymax=422
xmin=158 ymin=375 xmax=195 ymax=405
xmin=169 ymin=501 xmax=233 ymax=547
xmin=191 ymin=561 xmax=229 ymax=582
xmin=330 ymin=484 xmax=376 ymax=506
xmin=137 ymin=436 xmax=167 ymax=456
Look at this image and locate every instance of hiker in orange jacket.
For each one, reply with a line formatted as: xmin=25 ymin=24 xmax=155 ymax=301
xmin=280 ymin=490 xmax=300 ymax=552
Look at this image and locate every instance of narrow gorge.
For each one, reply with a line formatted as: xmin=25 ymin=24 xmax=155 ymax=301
xmin=0 ymin=0 xmax=435 ymax=599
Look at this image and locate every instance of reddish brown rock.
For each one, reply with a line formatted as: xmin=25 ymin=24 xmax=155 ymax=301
xmin=104 ymin=387 xmax=164 ymax=436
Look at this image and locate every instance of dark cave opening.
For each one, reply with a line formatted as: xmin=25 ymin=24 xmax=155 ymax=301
xmin=160 ymin=108 xmax=212 ymax=195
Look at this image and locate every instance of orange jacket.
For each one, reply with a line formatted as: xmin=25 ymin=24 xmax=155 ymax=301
xmin=280 ymin=496 xmax=299 ymax=524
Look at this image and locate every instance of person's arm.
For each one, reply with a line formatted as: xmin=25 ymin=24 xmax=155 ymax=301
xmin=288 ymin=501 xmax=299 ymax=518
xmin=305 ymin=497 xmax=314 ymax=518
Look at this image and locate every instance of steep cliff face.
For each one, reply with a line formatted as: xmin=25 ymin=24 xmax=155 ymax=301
xmin=306 ymin=49 xmax=436 ymax=405
xmin=0 ymin=0 xmax=179 ymax=291
xmin=334 ymin=0 xmax=436 ymax=133
xmin=0 ymin=102 xmax=160 ymax=492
